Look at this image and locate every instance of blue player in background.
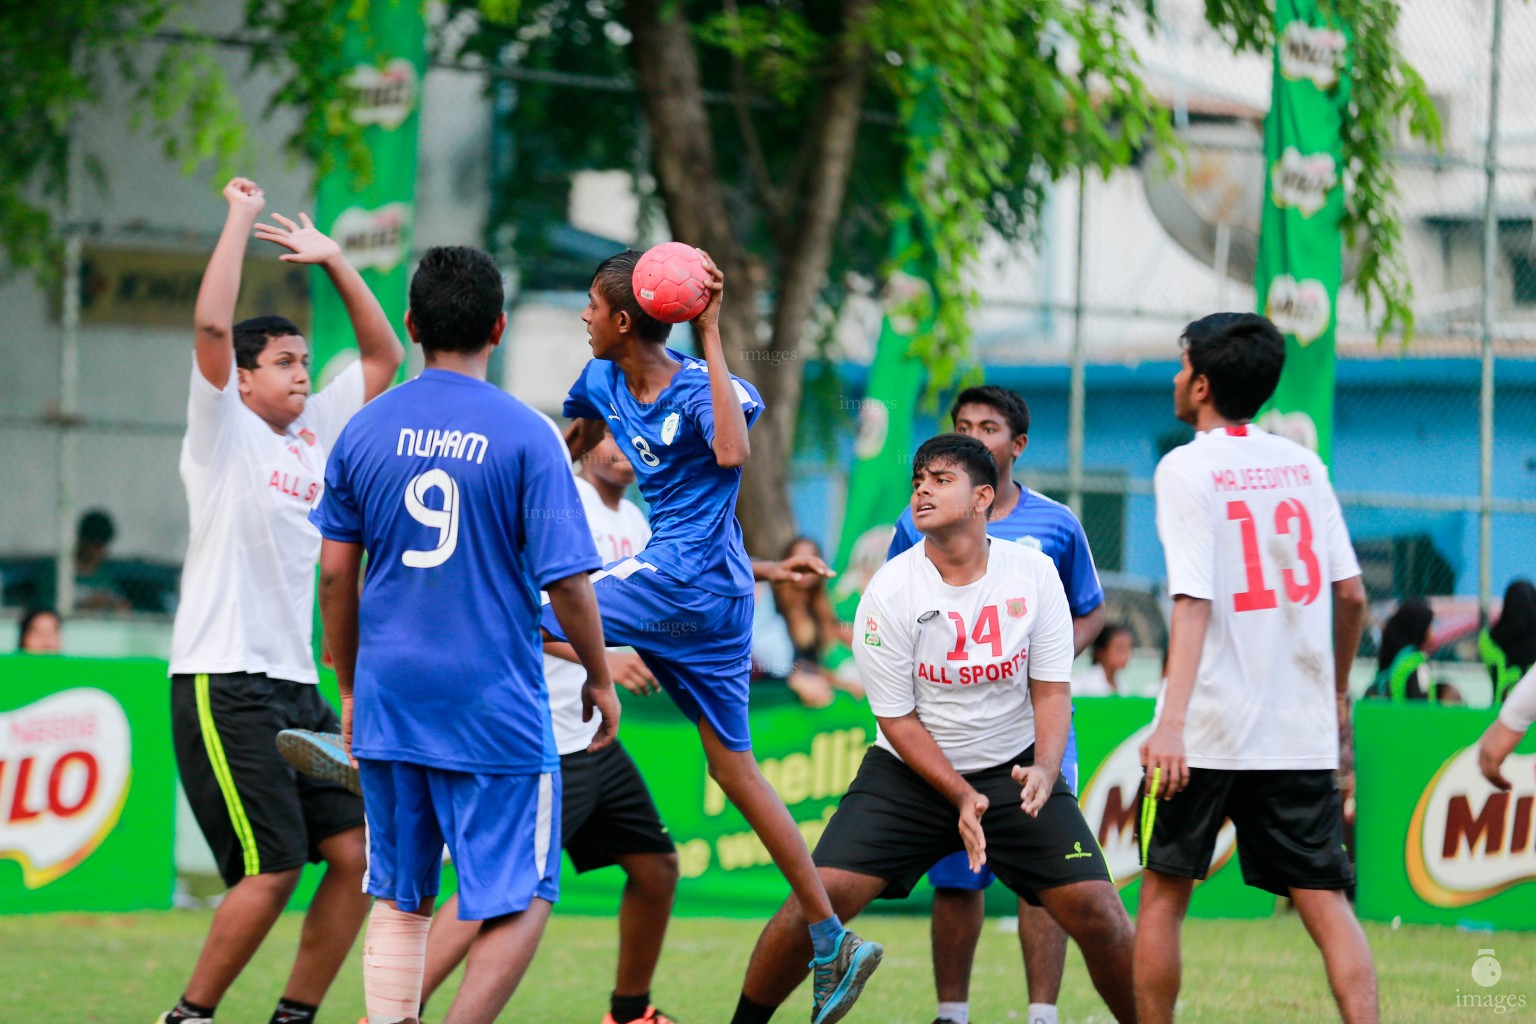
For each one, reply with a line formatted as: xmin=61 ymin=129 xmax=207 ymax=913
xmin=886 ymin=386 xmax=1106 ymax=1024
xmin=552 ymin=249 xmax=882 ymax=1024
xmin=311 ymin=246 xmax=618 ymax=1024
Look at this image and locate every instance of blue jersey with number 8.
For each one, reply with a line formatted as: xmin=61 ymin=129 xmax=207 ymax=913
xmin=311 ymin=369 xmax=601 ymax=774
xmin=564 ymin=349 xmax=764 ymax=597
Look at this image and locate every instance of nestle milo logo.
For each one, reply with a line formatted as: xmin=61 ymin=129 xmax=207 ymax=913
xmin=346 ymin=59 xmax=419 ymax=129
xmin=331 ymin=204 xmax=411 ymax=273
xmin=1264 ymin=275 xmax=1331 ymax=345
xmin=1408 ymin=745 xmax=1536 ymax=907
xmin=1279 ymin=21 xmax=1346 ymax=90
xmin=1078 ymin=724 xmax=1237 ymax=886
xmin=1270 ymin=148 xmax=1338 ymax=218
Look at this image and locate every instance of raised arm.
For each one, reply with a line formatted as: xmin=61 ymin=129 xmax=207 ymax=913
xmin=565 ymin=418 xmax=607 ymax=464
xmin=193 ymin=178 xmax=266 ymax=388
xmin=691 ymin=249 xmax=750 ymax=468
xmin=253 ymin=212 xmax=404 ymax=401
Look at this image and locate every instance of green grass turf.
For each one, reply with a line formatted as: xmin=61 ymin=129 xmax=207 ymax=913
xmin=0 ymin=910 xmax=1528 ymax=1022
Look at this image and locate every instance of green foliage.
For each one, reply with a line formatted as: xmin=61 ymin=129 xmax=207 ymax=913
xmin=1202 ymin=0 xmax=1442 ymax=342
xmin=0 ymin=0 xmax=368 ymax=278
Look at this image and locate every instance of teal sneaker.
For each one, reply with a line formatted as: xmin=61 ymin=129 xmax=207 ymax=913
xmin=276 ymin=729 xmax=360 ymax=795
xmin=809 ymin=930 xmax=882 ymax=1024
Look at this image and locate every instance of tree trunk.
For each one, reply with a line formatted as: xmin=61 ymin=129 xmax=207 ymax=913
xmin=622 ymin=0 xmax=870 ymax=562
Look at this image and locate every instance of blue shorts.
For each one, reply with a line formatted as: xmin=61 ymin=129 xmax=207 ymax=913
xmin=927 ymin=725 xmax=1080 ymax=892
xmin=542 ymin=558 xmax=755 ymax=752
xmin=359 ymin=759 xmax=561 ymax=920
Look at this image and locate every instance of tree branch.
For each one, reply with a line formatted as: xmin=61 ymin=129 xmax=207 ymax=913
xmin=722 ymin=0 xmax=789 ymax=242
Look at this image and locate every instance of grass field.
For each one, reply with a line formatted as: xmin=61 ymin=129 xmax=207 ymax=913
xmin=1 ymin=910 xmax=1527 ymax=1022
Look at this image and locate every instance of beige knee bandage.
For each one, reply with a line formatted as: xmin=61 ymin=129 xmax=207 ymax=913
xmin=363 ymin=900 xmax=432 ymax=1024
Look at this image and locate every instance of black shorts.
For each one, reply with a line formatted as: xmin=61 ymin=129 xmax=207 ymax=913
xmin=812 ymin=745 xmax=1112 ymax=903
xmin=172 ymin=673 xmax=365 ymax=887
xmin=561 ymin=741 xmax=674 ymax=873
xmin=1136 ymin=768 xmax=1354 ymax=897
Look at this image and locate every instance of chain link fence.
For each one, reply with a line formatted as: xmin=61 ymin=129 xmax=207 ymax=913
xmin=5 ymin=1 xmax=1534 ymax=708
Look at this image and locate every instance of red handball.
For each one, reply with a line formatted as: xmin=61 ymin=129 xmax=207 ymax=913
xmin=632 ymin=242 xmax=710 ymax=323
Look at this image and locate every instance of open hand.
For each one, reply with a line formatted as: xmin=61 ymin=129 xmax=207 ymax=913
xmin=1478 ymin=719 xmax=1525 ymax=791
xmin=223 ymin=177 xmax=266 ymax=216
xmin=254 ymin=212 xmax=341 ymax=265
xmin=583 ymin=681 xmax=622 ymax=752
xmin=691 ymin=248 xmax=724 ymax=329
xmin=956 ymin=786 xmax=989 ymax=872
xmin=611 ymin=652 xmax=659 ymax=697
xmin=763 ymin=552 xmax=836 ymax=585
xmin=1011 ymin=763 xmax=1054 ymax=818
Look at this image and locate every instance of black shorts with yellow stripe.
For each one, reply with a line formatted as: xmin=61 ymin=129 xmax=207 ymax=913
xmin=1135 ymin=767 xmax=1354 ymax=898
xmin=172 ymin=672 xmax=365 ymax=887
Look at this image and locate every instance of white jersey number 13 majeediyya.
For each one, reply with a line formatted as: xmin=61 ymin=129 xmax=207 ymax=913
xmin=1154 ymin=425 xmax=1361 ymax=771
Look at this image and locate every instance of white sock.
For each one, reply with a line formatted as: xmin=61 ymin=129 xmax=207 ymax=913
xmin=1028 ymin=1003 xmax=1059 ymax=1024
xmin=936 ymin=1001 xmax=969 ymax=1024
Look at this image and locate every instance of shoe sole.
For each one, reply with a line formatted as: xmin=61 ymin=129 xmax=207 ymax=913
xmin=812 ymin=941 xmax=883 ymax=1024
xmin=276 ymin=729 xmax=361 ymax=795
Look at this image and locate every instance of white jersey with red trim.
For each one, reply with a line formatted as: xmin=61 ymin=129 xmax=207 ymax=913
xmin=854 ymin=539 xmax=1075 ymax=772
xmin=1154 ymin=424 xmax=1360 ymax=770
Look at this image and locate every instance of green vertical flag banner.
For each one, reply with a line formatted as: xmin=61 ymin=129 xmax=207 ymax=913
xmin=310 ymin=0 xmax=426 ymax=384
xmin=1254 ymin=2 xmax=1351 ymax=465
xmin=830 ymin=87 xmax=940 ymax=620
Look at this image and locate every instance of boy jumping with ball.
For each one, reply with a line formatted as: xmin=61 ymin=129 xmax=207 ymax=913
xmin=551 ymin=249 xmax=882 ymax=1024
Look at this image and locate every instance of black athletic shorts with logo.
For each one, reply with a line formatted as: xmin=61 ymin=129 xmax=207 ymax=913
xmin=1135 ymin=767 xmax=1354 ymax=897
xmin=813 ymin=744 xmax=1112 ymax=903
xmin=172 ymin=672 xmax=365 ymax=887
xmin=560 ymin=741 xmax=675 ymax=873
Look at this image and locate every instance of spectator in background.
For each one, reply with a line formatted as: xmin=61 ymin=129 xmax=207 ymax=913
xmin=772 ymin=536 xmax=855 ymax=708
xmin=1484 ymin=579 xmax=1536 ymax=704
xmin=17 ymin=607 xmax=63 ymax=654
xmin=1368 ymin=600 xmax=1434 ymax=702
xmin=73 ymin=508 xmax=130 ymax=612
xmin=1074 ymin=623 xmax=1133 ymax=696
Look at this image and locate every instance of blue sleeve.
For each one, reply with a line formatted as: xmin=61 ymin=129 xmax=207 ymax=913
xmin=519 ymin=424 xmax=603 ymax=587
xmin=309 ymin=429 xmax=365 ymax=543
xmin=886 ymin=508 xmax=920 ymax=561
xmin=688 ymin=373 xmax=764 ymax=445
xmin=562 ymin=361 xmax=603 ymax=421
xmin=1061 ymin=515 xmax=1105 ymax=616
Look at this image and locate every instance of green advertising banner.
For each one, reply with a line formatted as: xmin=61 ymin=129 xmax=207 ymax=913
xmin=309 ymin=0 xmax=426 ymax=384
xmin=0 ymin=656 xmax=176 ymax=913
xmin=830 ymin=83 xmax=938 ymax=620
xmin=1356 ymin=701 xmax=1536 ymax=931
xmin=561 ymin=694 xmax=1270 ymax=921
xmin=1254 ymin=1 xmax=1351 ymax=464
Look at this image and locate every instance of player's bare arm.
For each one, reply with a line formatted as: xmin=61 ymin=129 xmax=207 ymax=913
xmin=253 ymin=212 xmax=404 ymax=401
xmin=565 ymin=417 xmax=607 ymax=463
xmin=1072 ymin=603 xmax=1107 ymax=658
xmin=544 ymin=641 xmax=660 ymax=697
xmin=1142 ymin=594 xmax=1211 ymax=800
xmin=879 ymin=712 xmax=990 ymax=871
xmin=193 ymin=178 xmax=267 ymax=388
xmin=1331 ymin=575 xmax=1367 ymax=822
xmin=546 ymin=571 xmax=621 ymax=751
xmin=317 ymin=538 xmax=365 ymax=766
xmin=1014 ymin=677 xmax=1071 ymax=817
xmin=691 ymin=249 xmax=750 ymax=468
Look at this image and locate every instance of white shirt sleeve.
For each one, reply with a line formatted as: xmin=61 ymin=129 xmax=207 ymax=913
xmin=1499 ymin=665 xmax=1536 ymax=733
xmin=1155 ymin=454 xmax=1215 ymax=601
xmin=302 ymin=358 xmax=367 ymax=448
xmin=184 ymin=355 xmax=237 ymax=467
xmin=853 ymin=573 xmax=917 ymax=719
xmin=1027 ymin=559 xmax=1074 ymax=682
xmin=1319 ymin=471 xmax=1362 ymax=582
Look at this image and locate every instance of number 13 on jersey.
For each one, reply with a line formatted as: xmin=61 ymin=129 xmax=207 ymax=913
xmin=1227 ymin=498 xmax=1320 ymax=612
